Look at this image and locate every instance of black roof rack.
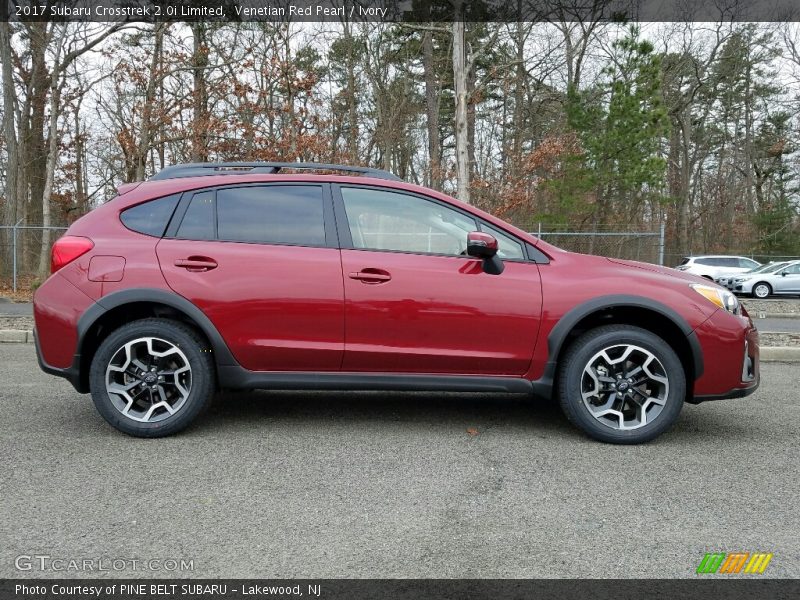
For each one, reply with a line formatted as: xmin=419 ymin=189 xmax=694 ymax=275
xmin=149 ymin=162 xmax=402 ymax=182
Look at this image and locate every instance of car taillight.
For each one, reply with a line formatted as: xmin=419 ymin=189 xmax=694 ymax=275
xmin=51 ymin=236 xmax=94 ymax=274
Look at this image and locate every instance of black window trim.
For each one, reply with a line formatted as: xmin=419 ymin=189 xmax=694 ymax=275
xmin=164 ymin=182 xmax=337 ymax=249
xmin=331 ymin=183 xmax=547 ymax=263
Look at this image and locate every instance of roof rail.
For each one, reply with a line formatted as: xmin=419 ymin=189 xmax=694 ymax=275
xmin=149 ymin=162 xmax=402 ymax=181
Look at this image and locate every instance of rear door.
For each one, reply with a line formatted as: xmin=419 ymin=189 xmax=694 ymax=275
xmin=156 ymin=183 xmax=344 ymax=372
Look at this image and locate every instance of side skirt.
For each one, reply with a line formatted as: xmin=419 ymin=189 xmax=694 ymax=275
xmin=218 ymin=366 xmax=541 ymax=395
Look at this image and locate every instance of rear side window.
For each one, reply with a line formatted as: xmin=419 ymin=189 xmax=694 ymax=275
xmin=216 ymin=185 xmax=325 ymax=246
xmin=120 ymin=194 xmax=180 ymax=237
xmin=177 ymin=191 xmax=215 ymax=240
xmin=696 ymin=257 xmax=724 ymax=266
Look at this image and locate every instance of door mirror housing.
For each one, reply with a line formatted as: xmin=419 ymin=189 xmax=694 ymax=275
xmin=466 ymin=231 xmax=498 ymax=259
xmin=466 ymin=231 xmax=504 ymax=274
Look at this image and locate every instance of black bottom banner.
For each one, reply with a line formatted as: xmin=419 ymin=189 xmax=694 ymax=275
xmin=3 ymin=579 xmax=800 ymax=600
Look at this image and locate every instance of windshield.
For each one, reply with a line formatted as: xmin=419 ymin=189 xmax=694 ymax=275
xmin=747 ymin=263 xmax=774 ymax=274
xmin=761 ymin=262 xmax=789 ymax=274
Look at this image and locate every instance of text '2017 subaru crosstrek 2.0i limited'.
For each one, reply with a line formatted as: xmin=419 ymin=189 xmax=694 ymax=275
xmin=34 ymin=162 xmax=759 ymax=443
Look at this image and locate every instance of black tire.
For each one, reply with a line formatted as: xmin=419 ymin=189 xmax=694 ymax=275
xmin=557 ymin=325 xmax=685 ymax=444
xmin=89 ymin=318 xmax=215 ymax=437
xmin=752 ymin=282 xmax=772 ymax=299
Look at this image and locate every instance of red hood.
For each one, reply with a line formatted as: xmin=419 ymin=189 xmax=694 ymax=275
xmin=606 ymin=257 xmax=716 ymax=285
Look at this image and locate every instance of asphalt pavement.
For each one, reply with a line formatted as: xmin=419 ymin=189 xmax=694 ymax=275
xmin=754 ymin=318 xmax=800 ymax=333
xmin=1 ymin=344 xmax=798 ymax=579
xmin=0 ymin=302 xmax=32 ymax=316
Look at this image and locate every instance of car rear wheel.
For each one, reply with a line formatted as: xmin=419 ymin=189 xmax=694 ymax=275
xmin=89 ymin=318 xmax=215 ymax=437
xmin=557 ymin=325 xmax=685 ymax=444
xmin=752 ymin=282 xmax=772 ymax=299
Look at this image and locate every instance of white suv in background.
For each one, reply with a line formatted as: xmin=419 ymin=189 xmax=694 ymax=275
xmin=674 ymin=256 xmax=761 ymax=280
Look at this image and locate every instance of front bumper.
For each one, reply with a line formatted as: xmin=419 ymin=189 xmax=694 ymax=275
xmin=689 ymin=310 xmax=759 ymax=403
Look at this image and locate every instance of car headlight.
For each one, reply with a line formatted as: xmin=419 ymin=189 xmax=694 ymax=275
xmin=690 ymin=283 xmax=740 ymax=315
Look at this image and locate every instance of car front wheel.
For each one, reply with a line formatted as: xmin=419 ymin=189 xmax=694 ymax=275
xmin=752 ymin=282 xmax=772 ymax=299
xmin=89 ymin=318 xmax=215 ymax=437
xmin=557 ymin=325 xmax=685 ymax=444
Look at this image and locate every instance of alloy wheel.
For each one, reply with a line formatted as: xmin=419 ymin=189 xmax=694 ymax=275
xmin=581 ymin=344 xmax=670 ymax=430
xmin=105 ymin=337 xmax=192 ymax=423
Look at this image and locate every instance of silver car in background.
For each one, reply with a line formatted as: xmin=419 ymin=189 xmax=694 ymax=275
xmin=716 ymin=261 xmax=788 ymax=290
xmin=733 ymin=260 xmax=800 ymax=298
xmin=674 ymin=255 xmax=760 ymax=280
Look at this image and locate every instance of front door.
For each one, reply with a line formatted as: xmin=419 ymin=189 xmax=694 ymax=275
xmin=775 ymin=263 xmax=800 ymax=293
xmin=336 ymin=185 xmax=542 ymax=376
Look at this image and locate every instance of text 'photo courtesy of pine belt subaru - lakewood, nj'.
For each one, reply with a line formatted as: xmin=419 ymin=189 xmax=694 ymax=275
xmin=34 ymin=162 xmax=759 ymax=444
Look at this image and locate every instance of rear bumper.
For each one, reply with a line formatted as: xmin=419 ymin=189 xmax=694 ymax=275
xmin=33 ymin=329 xmax=86 ymax=393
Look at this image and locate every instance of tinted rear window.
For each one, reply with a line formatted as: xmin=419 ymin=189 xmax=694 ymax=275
xmin=216 ymin=185 xmax=325 ymax=246
xmin=120 ymin=194 xmax=180 ymax=237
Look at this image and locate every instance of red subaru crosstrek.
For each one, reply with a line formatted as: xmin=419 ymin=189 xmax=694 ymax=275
xmin=34 ymin=162 xmax=759 ymax=443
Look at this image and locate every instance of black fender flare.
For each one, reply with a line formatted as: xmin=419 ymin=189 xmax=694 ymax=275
xmin=77 ymin=288 xmax=239 ymax=367
xmin=545 ymin=294 xmax=704 ymax=381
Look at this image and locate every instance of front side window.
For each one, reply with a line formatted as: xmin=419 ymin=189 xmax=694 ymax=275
xmin=479 ymin=223 xmax=525 ymax=260
xmin=341 ymin=187 xmax=476 ymax=256
xmin=784 ymin=263 xmax=800 ymax=275
xmin=216 ymin=185 xmax=326 ymax=246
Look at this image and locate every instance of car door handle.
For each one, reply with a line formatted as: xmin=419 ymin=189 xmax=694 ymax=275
xmin=349 ymin=268 xmax=392 ymax=284
xmin=174 ymin=256 xmax=218 ymax=272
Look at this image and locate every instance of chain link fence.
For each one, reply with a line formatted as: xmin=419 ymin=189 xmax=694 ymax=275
xmin=0 ymin=224 xmax=69 ymax=292
xmin=4 ymin=222 xmax=795 ymax=296
xmin=533 ymin=223 xmax=666 ymax=265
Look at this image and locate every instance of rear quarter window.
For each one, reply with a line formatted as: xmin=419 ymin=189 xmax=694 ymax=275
xmin=120 ymin=194 xmax=180 ymax=237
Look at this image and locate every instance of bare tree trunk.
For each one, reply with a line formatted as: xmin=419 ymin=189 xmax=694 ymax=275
xmin=36 ymin=25 xmax=73 ymax=279
xmin=452 ymin=12 xmax=470 ymax=204
xmin=191 ymin=22 xmax=209 ymax=162
xmin=511 ymin=18 xmax=526 ymax=169
xmin=0 ymin=22 xmax=20 ymax=276
xmin=74 ymin=106 xmax=87 ymax=215
xmin=1 ymin=22 xmax=19 ymax=227
xmin=135 ymin=24 xmax=164 ymax=180
xmin=342 ymin=20 xmax=359 ymax=163
xmin=422 ymin=28 xmax=441 ymax=188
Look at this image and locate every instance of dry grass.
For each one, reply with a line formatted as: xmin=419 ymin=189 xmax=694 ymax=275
xmin=0 ymin=276 xmax=38 ymax=302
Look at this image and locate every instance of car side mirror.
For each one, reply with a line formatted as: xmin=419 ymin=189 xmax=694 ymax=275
xmin=782 ymin=271 xmax=788 ymax=276
xmin=466 ymin=231 xmax=504 ymax=275
xmin=466 ymin=231 xmax=498 ymax=259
